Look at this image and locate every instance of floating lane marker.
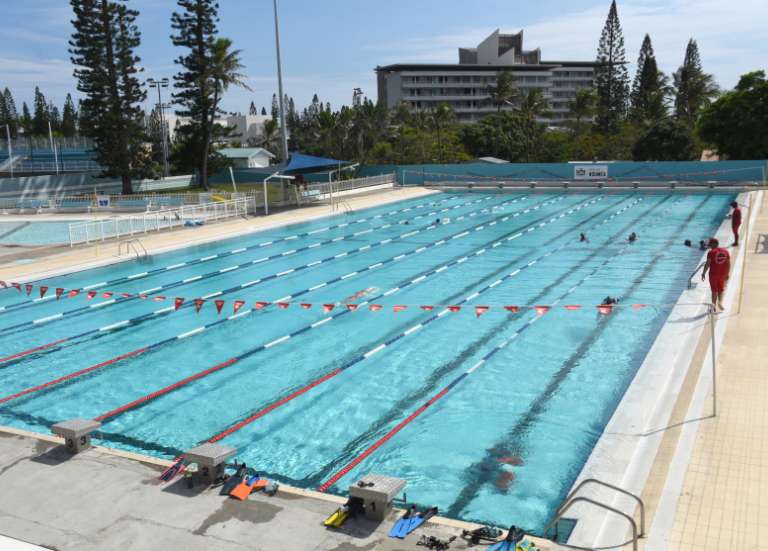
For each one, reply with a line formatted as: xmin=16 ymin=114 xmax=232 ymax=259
xmin=0 ymin=195 xmax=531 ymax=337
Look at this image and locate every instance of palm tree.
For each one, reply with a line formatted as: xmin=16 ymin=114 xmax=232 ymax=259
xmin=516 ymin=89 xmax=551 ymax=162
xmin=488 ymin=71 xmax=519 ymax=111
xmin=259 ymin=118 xmax=280 ymax=156
xmin=431 ymin=103 xmax=456 ymax=163
xmin=205 ymin=38 xmax=251 ymax=184
xmin=568 ymin=89 xmax=596 ymax=133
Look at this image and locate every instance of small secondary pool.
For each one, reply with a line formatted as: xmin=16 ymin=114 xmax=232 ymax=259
xmin=0 ymin=220 xmax=83 ymax=246
xmin=0 ymin=191 xmax=732 ymax=532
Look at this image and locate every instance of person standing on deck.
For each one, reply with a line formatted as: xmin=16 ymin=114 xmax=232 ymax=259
xmin=702 ymin=238 xmax=731 ymax=311
xmin=730 ymin=201 xmax=742 ymax=246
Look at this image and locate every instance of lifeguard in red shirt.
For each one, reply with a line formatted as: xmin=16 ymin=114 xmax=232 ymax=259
xmin=702 ymin=238 xmax=731 ymax=311
xmin=730 ymin=201 xmax=742 ymax=246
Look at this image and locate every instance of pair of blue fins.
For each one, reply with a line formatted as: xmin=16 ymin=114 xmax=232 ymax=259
xmin=388 ymin=506 xmax=438 ymax=539
xmin=488 ymin=526 xmax=535 ymax=551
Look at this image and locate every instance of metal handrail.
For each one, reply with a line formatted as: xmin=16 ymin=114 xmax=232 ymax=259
xmin=688 ymin=261 xmax=706 ymax=289
xmin=544 ymin=478 xmax=645 ymax=551
xmin=117 ymin=238 xmax=148 ymax=258
xmin=544 ymin=497 xmax=639 ymax=551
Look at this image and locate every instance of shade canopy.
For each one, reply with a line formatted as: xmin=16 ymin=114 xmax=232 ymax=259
xmin=282 ymin=152 xmax=352 ymax=174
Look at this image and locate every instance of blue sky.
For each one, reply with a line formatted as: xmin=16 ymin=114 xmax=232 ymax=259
xmin=1 ymin=0 xmax=766 ymax=114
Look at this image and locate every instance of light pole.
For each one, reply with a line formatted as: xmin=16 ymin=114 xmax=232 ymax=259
xmin=47 ymin=121 xmax=59 ymax=175
xmin=272 ymin=0 xmax=289 ymax=163
xmin=147 ymin=78 xmax=170 ymax=178
xmin=2 ymin=124 xmax=12 ymax=177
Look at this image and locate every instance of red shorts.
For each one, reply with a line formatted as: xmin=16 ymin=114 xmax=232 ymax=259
xmin=709 ymin=277 xmax=726 ymax=293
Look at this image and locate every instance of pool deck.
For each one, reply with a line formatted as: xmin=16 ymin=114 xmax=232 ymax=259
xmin=0 ymin=427 xmax=552 ymax=551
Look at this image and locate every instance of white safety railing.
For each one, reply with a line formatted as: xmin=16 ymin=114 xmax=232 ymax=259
xmin=302 ymin=173 xmax=395 ymax=199
xmin=68 ymin=197 xmax=251 ymax=246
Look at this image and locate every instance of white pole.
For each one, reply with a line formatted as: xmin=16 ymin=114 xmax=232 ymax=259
xmin=4 ymin=125 xmax=12 ymax=177
xmin=263 ymin=178 xmax=269 ymax=215
xmin=229 ymin=166 xmax=238 ymax=193
xmin=709 ymin=305 xmax=717 ymax=417
xmin=272 ymin=0 xmax=289 ymax=162
xmin=48 ymin=121 xmax=59 ymax=175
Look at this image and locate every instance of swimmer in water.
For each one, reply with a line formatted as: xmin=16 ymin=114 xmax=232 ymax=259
xmin=628 ymin=232 xmax=637 ymax=243
xmin=580 ymin=232 xmax=588 ymax=243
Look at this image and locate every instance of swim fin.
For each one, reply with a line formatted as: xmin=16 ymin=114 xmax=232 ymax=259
xmin=158 ymin=458 xmax=185 ymax=484
xmin=230 ymin=474 xmax=261 ymax=500
xmin=488 ymin=525 xmax=522 ymax=551
xmin=397 ymin=506 xmax=438 ymax=538
xmin=323 ymin=508 xmax=350 ymax=528
xmin=220 ymin=464 xmax=247 ymax=495
xmin=388 ymin=506 xmax=416 ymax=538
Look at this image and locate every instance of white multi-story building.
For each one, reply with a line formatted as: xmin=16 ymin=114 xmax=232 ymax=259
xmin=376 ymin=29 xmax=597 ymax=124
xmin=163 ymin=113 xmax=274 ymax=145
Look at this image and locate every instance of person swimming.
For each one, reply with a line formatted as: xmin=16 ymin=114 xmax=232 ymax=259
xmin=684 ymin=239 xmax=692 ymax=247
xmin=628 ymin=232 xmax=637 ymax=243
xmin=580 ymin=232 xmax=589 ymax=242
xmin=602 ymin=296 xmax=620 ymax=305
xmin=699 ymin=239 xmax=708 ymax=251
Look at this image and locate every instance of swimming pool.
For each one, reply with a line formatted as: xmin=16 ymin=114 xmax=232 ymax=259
xmin=0 ymin=191 xmax=733 ymax=532
xmin=0 ymin=220 xmax=83 ymax=246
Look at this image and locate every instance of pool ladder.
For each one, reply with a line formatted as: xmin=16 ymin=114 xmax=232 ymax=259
xmin=117 ymin=238 xmax=148 ymax=258
xmin=543 ymin=478 xmax=645 ymax=551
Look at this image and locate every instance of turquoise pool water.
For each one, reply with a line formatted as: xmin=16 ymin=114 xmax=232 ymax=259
xmin=0 ymin=220 xmax=83 ymax=246
xmin=0 ymin=191 xmax=732 ymax=532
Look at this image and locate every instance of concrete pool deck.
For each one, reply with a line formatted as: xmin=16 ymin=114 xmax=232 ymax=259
xmin=0 ymin=428 xmax=547 ymax=551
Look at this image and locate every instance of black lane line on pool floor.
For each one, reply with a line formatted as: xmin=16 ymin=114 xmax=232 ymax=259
xmin=0 ymin=194 xmax=537 ymax=366
xmin=301 ymin=192 xmax=679 ymax=488
xmin=0 ymin=195 xmax=580 ymax=410
xmin=0 ymin=193 xmax=471 ymax=309
xmin=0 ymin=195 xmax=517 ymax=336
xmin=444 ymin=193 xmax=720 ymax=521
xmin=89 ymin=195 xmax=596 ymax=425
xmin=182 ymin=196 xmax=633 ymax=451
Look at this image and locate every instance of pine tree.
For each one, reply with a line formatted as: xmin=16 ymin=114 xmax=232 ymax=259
xmin=249 ymin=100 xmax=257 ymax=115
xmin=0 ymin=89 xmax=12 ymax=138
xmin=594 ymin=0 xmax=630 ymax=132
xmin=171 ymin=0 xmax=220 ymax=190
xmin=21 ymin=102 xmax=32 ymax=134
xmin=630 ymin=34 xmax=668 ymax=123
xmin=271 ymin=93 xmax=279 ymax=119
xmin=32 ymin=86 xmax=49 ymax=135
xmin=61 ymin=93 xmax=78 ymax=137
xmin=171 ymin=0 xmax=249 ymax=188
xmin=673 ymin=39 xmax=719 ymax=128
xmin=49 ymin=101 xmax=61 ymax=133
xmin=261 ymin=106 xmax=266 ymax=116
xmin=69 ymin=0 xmax=147 ymax=194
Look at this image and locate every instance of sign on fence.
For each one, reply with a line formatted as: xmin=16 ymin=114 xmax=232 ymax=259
xmin=96 ymin=195 xmax=110 ymax=208
xmin=574 ymin=165 xmax=609 ymax=180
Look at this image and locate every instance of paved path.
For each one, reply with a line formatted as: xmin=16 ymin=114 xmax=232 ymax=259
xmin=665 ymin=194 xmax=768 ymax=550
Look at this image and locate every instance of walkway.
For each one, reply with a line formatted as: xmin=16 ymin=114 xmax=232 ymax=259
xmin=665 ymin=194 xmax=768 ymax=550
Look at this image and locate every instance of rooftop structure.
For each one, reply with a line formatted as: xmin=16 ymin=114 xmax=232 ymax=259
xmin=217 ymin=147 xmax=275 ymax=168
xmin=376 ymin=29 xmax=597 ymax=124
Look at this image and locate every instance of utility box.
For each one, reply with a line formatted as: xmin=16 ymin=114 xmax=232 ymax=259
xmin=184 ymin=443 xmax=236 ymax=484
xmin=349 ymin=474 xmax=406 ymax=521
xmin=51 ymin=418 xmax=102 ymax=454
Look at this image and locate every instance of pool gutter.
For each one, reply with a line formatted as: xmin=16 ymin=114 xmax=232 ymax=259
xmin=563 ymin=191 xmax=759 ymax=549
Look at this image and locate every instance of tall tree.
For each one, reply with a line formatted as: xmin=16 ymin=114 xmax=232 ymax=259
xmin=673 ymin=39 xmax=719 ymax=128
xmin=697 ymin=71 xmax=768 ymax=159
xmin=487 ymin=70 xmax=518 ymax=111
xmin=270 ymin=93 xmax=279 ymax=119
xmin=516 ymin=88 xmax=551 ymax=162
xmin=0 ymin=88 xmax=16 ymax=138
xmin=594 ymin=0 xmax=629 ymax=132
xmin=70 ymin=0 xmax=147 ymax=193
xmin=260 ymin=106 xmax=266 ymax=116
xmin=431 ymin=103 xmax=454 ymax=162
xmin=568 ymin=89 xmax=596 ymax=133
xmin=32 ymin=86 xmax=49 ymax=135
xmin=172 ymin=0 xmax=248 ymax=189
xmin=49 ymin=101 xmax=61 ymax=133
xmin=20 ymin=102 xmax=32 ymax=135
xmin=61 ymin=93 xmax=78 ymax=137
xmin=630 ymin=35 xmax=668 ymax=123
xmin=249 ymin=100 xmax=257 ymax=115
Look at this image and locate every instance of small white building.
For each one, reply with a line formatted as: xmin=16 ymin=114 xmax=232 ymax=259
xmin=164 ymin=113 xmax=276 ymax=145
xmin=218 ymin=147 xmax=275 ymax=168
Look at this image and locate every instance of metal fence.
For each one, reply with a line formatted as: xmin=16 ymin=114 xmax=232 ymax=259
xmin=301 ymin=173 xmax=395 ymax=201
xmin=68 ymin=197 xmax=251 ymax=246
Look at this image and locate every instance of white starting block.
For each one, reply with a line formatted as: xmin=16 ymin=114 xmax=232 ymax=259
xmin=349 ymin=474 xmax=406 ymax=521
xmin=51 ymin=418 xmax=102 ymax=454
xmin=184 ymin=443 xmax=237 ymax=484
